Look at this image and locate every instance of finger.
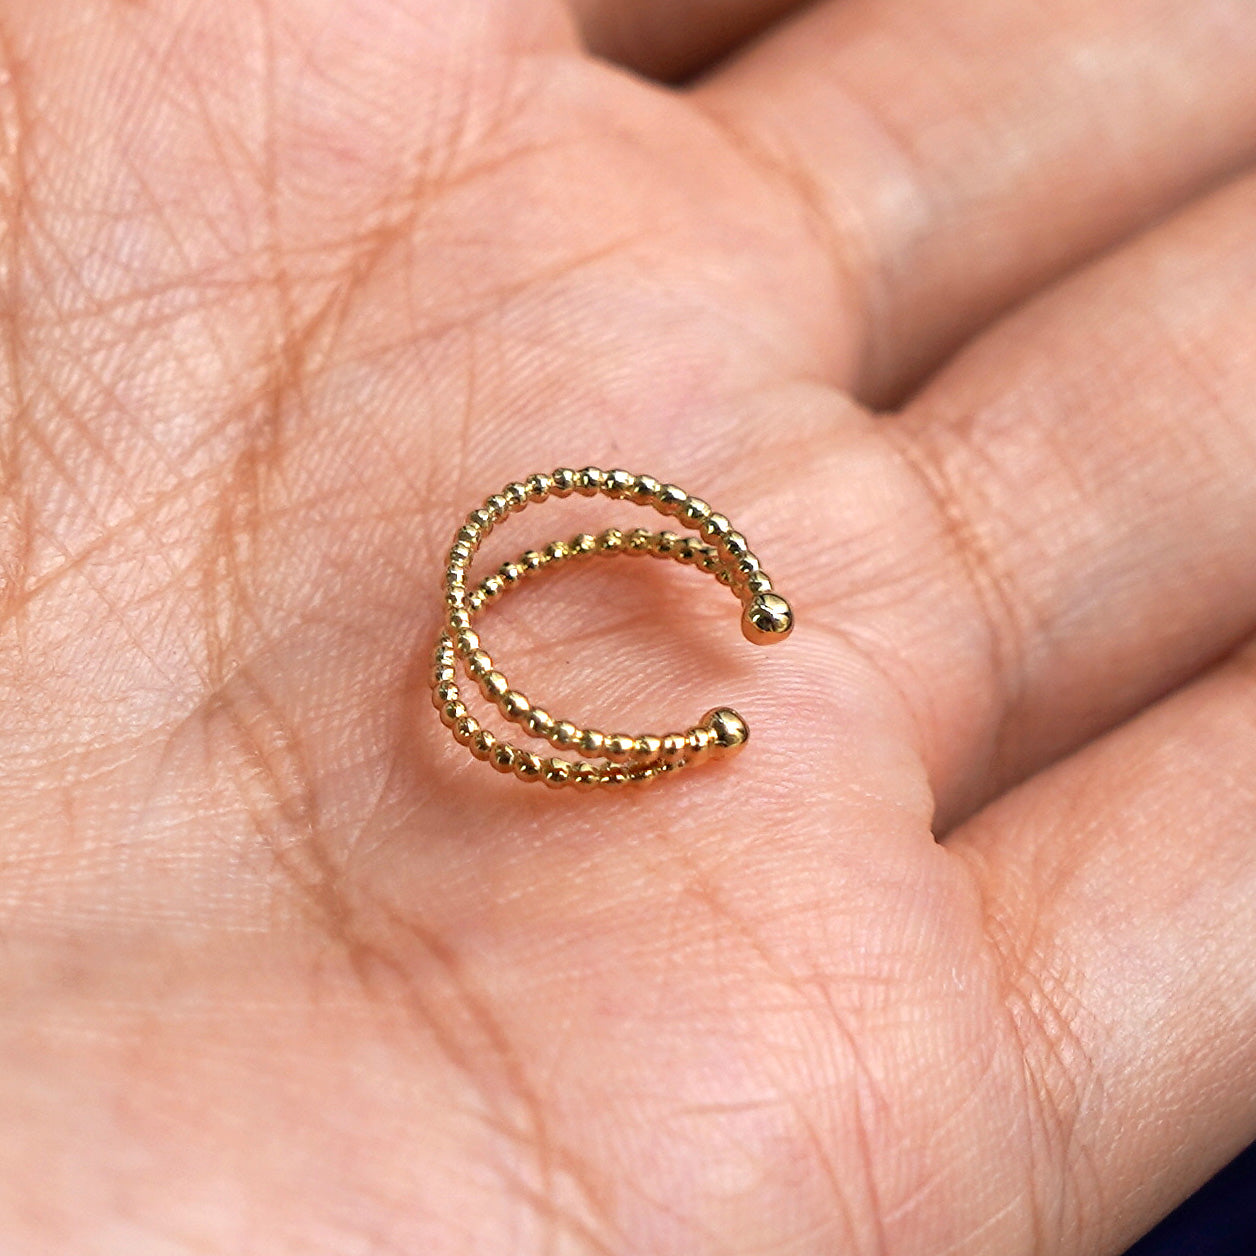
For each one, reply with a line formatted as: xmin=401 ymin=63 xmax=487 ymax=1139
xmin=947 ymin=643 xmax=1256 ymax=1255
xmin=565 ymin=0 xmax=810 ymax=81
xmin=801 ymin=169 xmax=1256 ymax=831
xmin=694 ymin=0 xmax=1256 ymax=403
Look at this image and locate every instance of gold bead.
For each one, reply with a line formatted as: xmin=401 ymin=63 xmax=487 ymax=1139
xmin=578 ymin=728 xmax=605 ymax=756
xmin=745 ymin=573 xmax=773 ymax=595
xmin=456 ymin=524 xmax=481 ymax=547
xmin=469 ymin=507 xmax=494 ymax=529
xmin=542 ymin=758 xmax=575 ymax=789
xmin=501 ymin=690 xmax=531 ymax=720
xmin=550 ymin=467 xmax=577 ymax=496
xmin=605 ymin=468 xmax=635 ymax=498
xmin=528 ymin=708 xmax=556 ymax=738
xmin=657 ymin=483 xmax=688 ymax=515
xmin=685 ymin=726 xmax=714 ymax=758
xmin=660 ymin=733 xmax=688 ymax=764
xmin=571 ymin=532 xmax=597 ymax=556
xmin=552 ymin=720 xmax=579 ymax=747
xmin=603 ymin=732 xmax=636 ymax=763
xmin=631 ymin=474 xmax=661 ymax=504
xmin=486 ymin=493 xmax=510 ymax=517
xmin=512 ymin=751 xmax=543 ymax=782
xmin=742 ymin=592 xmax=794 ymax=645
xmin=440 ymin=700 xmax=468 ymax=728
xmin=521 ymin=550 xmax=545 ymax=571
xmin=722 ymin=531 xmax=750 ymax=559
xmin=433 ymin=680 xmax=459 ymax=707
xmin=448 ymin=608 xmax=472 ymax=633
xmin=571 ymin=761 xmax=601 ymax=790
xmin=633 ymin=734 xmax=663 ymax=761
xmin=701 ymin=512 xmax=731 ymax=541
xmin=499 ymin=561 xmax=523 ymax=584
xmin=490 ymin=743 xmax=517 ymax=773
xmin=653 ymin=530 xmax=681 ymax=555
xmin=626 ymin=528 xmax=654 ymax=554
xmin=525 ymin=473 xmax=552 ymax=501
xmin=470 ymin=728 xmax=497 ymax=761
xmin=454 ymin=629 xmax=480 ymax=656
xmin=482 ymin=670 xmax=510 ymax=699
xmin=701 ymin=708 xmax=749 ymax=759
xmin=677 ymin=537 xmax=702 ymax=563
xmin=453 ymin=715 xmax=481 ymax=747
xmin=504 ymin=482 xmax=529 ymax=510
xmin=575 ymin=467 xmax=606 ymax=495
xmin=597 ymin=528 xmax=625 ymax=553
xmin=465 ymin=649 xmax=493 ymax=678
xmin=544 ymin=540 xmax=570 ymax=563
xmin=680 ymin=497 xmax=712 ymax=526
xmin=480 ymin=574 xmax=506 ymax=600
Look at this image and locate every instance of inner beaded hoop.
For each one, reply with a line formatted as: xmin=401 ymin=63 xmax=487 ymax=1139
xmin=432 ymin=468 xmax=794 ymax=789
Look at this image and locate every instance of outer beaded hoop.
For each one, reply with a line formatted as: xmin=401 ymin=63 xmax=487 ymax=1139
xmin=432 ymin=468 xmax=794 ymax=789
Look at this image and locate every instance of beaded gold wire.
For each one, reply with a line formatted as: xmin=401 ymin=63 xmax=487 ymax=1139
xmin=431 ymin=468 xmax=794 ymax=789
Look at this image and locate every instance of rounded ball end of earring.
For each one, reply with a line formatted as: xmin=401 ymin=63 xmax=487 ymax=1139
xmin=700 ymin=707 xmax=749 ymax=760
xmin=742 ymin=592 xmax=794 ymax=644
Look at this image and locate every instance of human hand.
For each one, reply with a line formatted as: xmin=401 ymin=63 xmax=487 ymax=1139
xmin=3 ymin=1 xmax=1255 ymax=1252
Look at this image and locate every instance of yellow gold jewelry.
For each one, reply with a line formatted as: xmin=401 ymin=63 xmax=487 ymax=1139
xmin=432 ymin=468 xmax=793 ymax=789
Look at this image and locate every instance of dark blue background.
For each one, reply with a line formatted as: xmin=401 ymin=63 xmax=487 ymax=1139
xmin=1124 ymin=1142 xmax=1256 ymax=1255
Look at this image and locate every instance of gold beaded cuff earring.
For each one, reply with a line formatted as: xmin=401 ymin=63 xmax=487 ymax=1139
xmin=431 ymin=468 xmax=793 ymax=789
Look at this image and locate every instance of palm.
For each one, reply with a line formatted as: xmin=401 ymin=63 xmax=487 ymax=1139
xmin=4 ymin=2 xmax=1256 ymax=1253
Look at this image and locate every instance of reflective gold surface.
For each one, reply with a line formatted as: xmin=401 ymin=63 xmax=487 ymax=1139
xmin=432 ymin=469 xmax=794 ymax=788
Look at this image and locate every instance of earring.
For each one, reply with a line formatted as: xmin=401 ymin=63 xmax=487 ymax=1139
xmin=432 ymin=468 xmax=793 ymax=789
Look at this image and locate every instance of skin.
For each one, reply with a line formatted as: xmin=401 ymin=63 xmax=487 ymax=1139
xmin=1 ymin=0 xmax=1255 ymax=1251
